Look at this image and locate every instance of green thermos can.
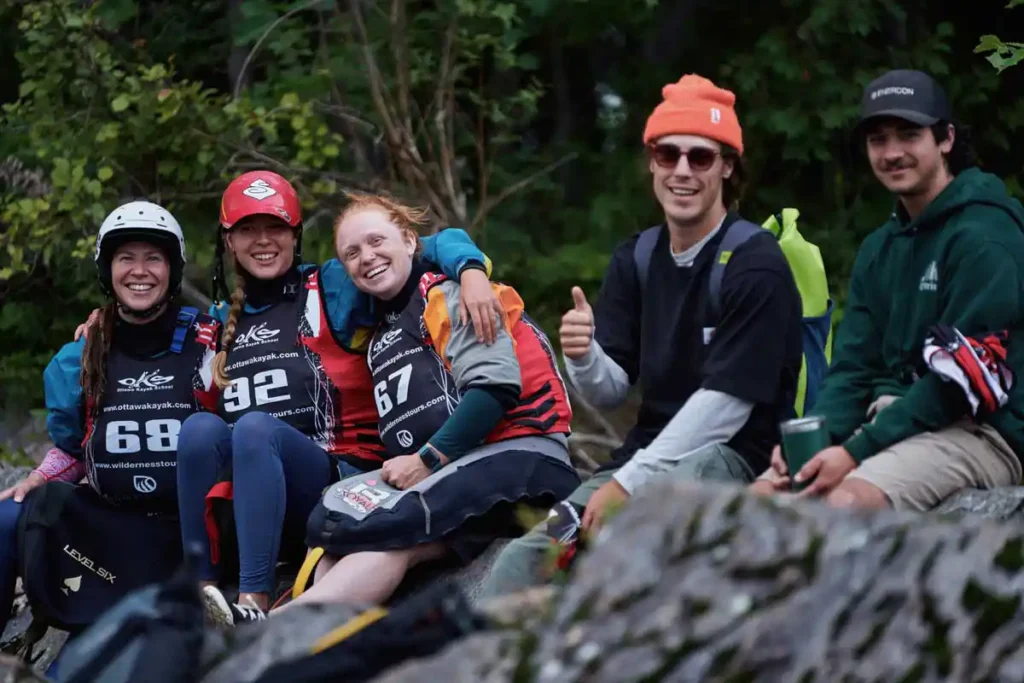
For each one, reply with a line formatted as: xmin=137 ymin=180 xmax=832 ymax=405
xmin=780 ymin=416 xmax=829 ymax=491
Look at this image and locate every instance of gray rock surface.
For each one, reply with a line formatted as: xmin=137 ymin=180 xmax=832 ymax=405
xmin=374 ymin=481 xmax=1024 ymax=682
xmin=200 ymin=602 xmax=368 ymax=683
xmin=372 ymin=632 xmax=522 ymax=683
xmin=932 ymin=486 xmax=1024 ymax=521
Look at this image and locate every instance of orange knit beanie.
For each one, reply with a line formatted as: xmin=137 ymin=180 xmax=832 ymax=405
xmin=642 ymin=74 xmax=744 ymax=154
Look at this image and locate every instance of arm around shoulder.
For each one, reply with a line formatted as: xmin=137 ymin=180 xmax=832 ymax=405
xmin=44 ymin=340 xmax=86 ymax=457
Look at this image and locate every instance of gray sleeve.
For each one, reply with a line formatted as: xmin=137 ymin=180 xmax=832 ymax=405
xmin=612 ymin=389 xmax=754 ymax=494
xmin=438 ymin=281 xmax=522 ymax=394
xmin=563 ymin=340 xmax=631 ymax=409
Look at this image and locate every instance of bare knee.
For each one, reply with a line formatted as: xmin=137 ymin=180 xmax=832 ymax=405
xmin=403 ymin=542 xmax=447 ymax=568
xmin=826 ymin=478 xmax=891 ymax=510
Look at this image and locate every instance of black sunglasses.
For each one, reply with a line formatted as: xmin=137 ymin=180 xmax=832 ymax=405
xmin=648 ymin=143 xmax=721 ymax=171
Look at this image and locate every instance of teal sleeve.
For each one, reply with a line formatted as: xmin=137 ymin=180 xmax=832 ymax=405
xmin=809 ymin=248 xmax=885 ymax=445
xmin=319 ymin=259 xmax=375 ymax=342
xmin=844 ymin=236 xmax=1021 ymax=462
xmin=208 ymin=301 xmax=229 ymax=324
xmin=426 ymin=386 xmax=518 ymax=461
xmin=421 ymin=228 xmax=490 ymax=279
xmin=44 ymin=340 xmax=86 ymax=458
xmin=319 ymin=230 xmax=489 ymax=343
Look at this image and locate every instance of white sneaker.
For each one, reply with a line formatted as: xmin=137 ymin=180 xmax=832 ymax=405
xmin=202 ymin=585 xmax=266 ymax=627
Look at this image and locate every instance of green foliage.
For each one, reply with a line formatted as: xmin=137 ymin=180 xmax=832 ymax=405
xmin=976 ymin=35 xmax=1024 ymax=72
xmin=975 ymin=0 xmax=1023 ymax=72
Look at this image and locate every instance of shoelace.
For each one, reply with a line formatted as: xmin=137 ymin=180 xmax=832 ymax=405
xmin=235 ymin=598 xmax=266 ymax=622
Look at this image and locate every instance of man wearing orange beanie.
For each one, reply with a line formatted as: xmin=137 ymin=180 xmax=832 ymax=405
xmin=480 ymin=75 xmax=803 ymax=598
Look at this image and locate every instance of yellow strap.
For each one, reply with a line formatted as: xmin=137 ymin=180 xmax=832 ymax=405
xmin=309 ymin=607 xmax=389 ymax=654
xmin=292 ymin=547 xmax=325 ymax=599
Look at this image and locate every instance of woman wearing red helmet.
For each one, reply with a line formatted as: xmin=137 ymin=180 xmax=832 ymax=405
xmin=176 ymin=171 xmax=499 ymax=623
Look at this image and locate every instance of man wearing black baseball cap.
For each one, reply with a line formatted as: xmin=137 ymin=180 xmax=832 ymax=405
xmin=857 ymin=69 xmax=951 ymax=127
xmin=754 ymin=69 xmax=1024 ymax=511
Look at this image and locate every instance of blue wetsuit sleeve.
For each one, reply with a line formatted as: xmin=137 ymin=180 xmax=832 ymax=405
xmin=421 ymin=228 xmax=491 ymax=278
xmin=319 ymin=259 xmax=375 ymax=342
xmin=208 ymin=301 xmax=229 ymax=324
xmin=44 ymin=340 xmax=86 ymax=458
xmin=319 ymin=230 xmax=489 ymax=346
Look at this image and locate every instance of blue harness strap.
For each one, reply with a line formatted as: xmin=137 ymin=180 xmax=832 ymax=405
xmin=707 ymin=219 xmax=765 ymax=322
xmin=170 ymin=306 xmax=198 ymax=354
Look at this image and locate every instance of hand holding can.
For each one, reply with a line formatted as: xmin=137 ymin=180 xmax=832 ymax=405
xmin=779 ymin=416 xmax=830 ymax=492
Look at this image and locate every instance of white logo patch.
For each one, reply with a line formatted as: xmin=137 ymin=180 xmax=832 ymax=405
xmin=396 ymin=430 xmax=414 ymax=449
xmin=61 ymin=575 xmax=82 ymax=596
xmin=370 ymin=329 xmax=402 ymax=361
xmin=234 ymin=322 xmax=281 ymax=346
xmin=710 ymin=107 xmax=721 ymax=124
xmin=133 ymin=475 xmax=158 ymax=494
xmin=242 ymin=178 xmax=278 ymax=201
xmin=117 ymin=370 xmax=174 ymax=391
xmin=919 ymin=261 xmax=939 ymax=292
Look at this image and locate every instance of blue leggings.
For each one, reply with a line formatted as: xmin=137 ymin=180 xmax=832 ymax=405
xmin=0 ymin=498 xmax=21 ymax=630
xmin=176 ymin=412 xmax=349 ymax=593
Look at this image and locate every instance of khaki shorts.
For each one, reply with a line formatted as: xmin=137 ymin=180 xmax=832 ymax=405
xmin=845 ymin=396 xmax=1022 ymax=511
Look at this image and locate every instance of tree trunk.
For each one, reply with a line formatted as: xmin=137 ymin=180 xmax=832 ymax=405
xmin=226 ymin=0 xmax=250 ymax=95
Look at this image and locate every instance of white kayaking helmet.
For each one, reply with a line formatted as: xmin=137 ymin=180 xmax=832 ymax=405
xmin=95 ymin=201 xmax=186 ymax=315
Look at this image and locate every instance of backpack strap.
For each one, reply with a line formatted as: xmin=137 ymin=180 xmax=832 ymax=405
xmin=170 ymin=306 xmax=198 ymax=355
xmin=707 ymin=219 xmax=765 ymax=322
xmin=632 ymin=225 xmax=662 ymax=298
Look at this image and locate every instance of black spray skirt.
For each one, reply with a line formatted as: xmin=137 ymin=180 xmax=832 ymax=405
xmin=306 ymin=436 xmax=579 ymax=562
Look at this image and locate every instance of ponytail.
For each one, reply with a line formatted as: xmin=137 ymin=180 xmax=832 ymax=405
xmin=80 ymin=303 xmax=118 ymax=414
xmin=211 ymin=273 xmax=246 ymax=389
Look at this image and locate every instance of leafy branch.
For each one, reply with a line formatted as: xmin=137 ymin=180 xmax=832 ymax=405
xmin=975 ymin=0 xmax=1023 ymax=72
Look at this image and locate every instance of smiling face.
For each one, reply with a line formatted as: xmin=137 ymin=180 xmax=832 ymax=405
xmin=648 ymin=134 xmax=734 ymax=230
xmin=335 ymin=206 xmax=418 ymax=300
xmin=110 ymin=241 xmax=170 ymax=313
xmin=224 ymin=214 xmax=297 ymax=280
xmin=864 ymin=118 xmax=953 ymax=199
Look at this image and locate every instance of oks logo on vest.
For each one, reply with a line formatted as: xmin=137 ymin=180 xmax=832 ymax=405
xmin=370 ymin=329 xmax=402 ymax=363
xmin=116 ymin=370 xmax=174 ymax=392
xmin=234 ymin=322 xmax=281 ymax=347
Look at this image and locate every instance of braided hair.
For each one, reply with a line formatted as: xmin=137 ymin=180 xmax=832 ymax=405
xmin=80 ymin=302 xmax=119 ymax=416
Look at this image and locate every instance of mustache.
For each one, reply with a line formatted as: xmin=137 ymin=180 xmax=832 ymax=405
xmin=880 ymin=159 xmax=915 ymax=171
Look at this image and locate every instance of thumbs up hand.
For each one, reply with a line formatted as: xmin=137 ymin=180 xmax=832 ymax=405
xmin=560 ymin=286 xmax=595 ymax=360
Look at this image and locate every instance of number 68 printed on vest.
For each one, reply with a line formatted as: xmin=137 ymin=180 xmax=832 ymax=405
xmin=105 ymin=419 xmax=180 ymax=453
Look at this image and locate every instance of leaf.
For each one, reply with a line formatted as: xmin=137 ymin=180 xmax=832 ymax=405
xmin=95 ymin=0 xmax=138 ymax=29
xmin=110 ymin=94 xmax=131 ymax=112
xmin=97 ymin=166 xmax=114 ymax=181
xmin=51 ymin=158 xmax=70 ymax=188
xmin=975 ymin=35 xmax=1005 ymax=53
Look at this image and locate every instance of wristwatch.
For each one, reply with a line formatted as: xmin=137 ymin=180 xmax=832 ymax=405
xmin=418 ymin=443 xmax=446 ymax=473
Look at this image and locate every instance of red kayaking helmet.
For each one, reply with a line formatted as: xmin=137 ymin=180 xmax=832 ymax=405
xmin=214 ymin=171 xmax=304 ymax=300
xmin=219 ymin=171 xmax=302 ymax=230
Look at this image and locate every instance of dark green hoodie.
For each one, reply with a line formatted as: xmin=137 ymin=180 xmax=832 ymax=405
xmin=811 ymin=168 xmax=1024 ymax=463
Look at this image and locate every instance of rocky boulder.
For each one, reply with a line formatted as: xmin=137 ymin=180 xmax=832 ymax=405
xmin=375 ymin=480 xmax=1024 ymax=682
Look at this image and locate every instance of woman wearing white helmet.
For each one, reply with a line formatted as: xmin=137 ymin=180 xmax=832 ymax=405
xmin=0 ymin=201 xmax=222 ymax=639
